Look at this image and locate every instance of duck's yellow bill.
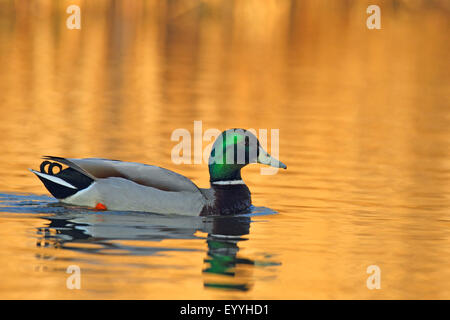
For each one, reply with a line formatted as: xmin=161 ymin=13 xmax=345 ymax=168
xmin=257 ymin=147 xmax=287 ymax=169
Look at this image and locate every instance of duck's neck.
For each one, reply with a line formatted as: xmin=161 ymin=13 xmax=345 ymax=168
xmin=200 ymin=180 xmax=252 ymax=216
xmin=208 ymin=163 xmax=243 ymax=183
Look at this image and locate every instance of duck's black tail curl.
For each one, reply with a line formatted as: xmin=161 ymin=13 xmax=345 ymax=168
xmin=30 ymin=159 xmax=94 ymax=199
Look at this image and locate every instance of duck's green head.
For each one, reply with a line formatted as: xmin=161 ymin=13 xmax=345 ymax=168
xmin=208 ymin=128 xmax=287 ymax=183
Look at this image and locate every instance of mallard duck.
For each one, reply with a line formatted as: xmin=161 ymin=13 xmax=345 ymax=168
xmin=30 ymin=129 xmax=286 ymax=216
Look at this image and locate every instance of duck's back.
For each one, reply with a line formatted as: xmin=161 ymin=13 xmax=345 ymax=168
xmin=66 ymin=157 xmax=201 ymax=193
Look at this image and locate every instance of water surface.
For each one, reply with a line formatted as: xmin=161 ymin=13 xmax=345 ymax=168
xmin=0 ymin=1 xmax=449 ymax=299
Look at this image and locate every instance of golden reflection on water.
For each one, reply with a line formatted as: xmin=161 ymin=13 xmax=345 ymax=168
xmin=0 ymin=0 xmax=449 ymax=299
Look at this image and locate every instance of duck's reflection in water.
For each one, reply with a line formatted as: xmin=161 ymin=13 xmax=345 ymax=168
xmin=202 ymin=216 xmax=254 ymax=291
xmin=35 ymin=208 xmax=279 ymax=292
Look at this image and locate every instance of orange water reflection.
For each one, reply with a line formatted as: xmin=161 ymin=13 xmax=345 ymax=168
xmin=0 ymin=0 xmax=449 ymax=299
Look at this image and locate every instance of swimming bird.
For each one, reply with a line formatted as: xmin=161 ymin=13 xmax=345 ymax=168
xmin=30 ymin=129 xmax=286 ymax=216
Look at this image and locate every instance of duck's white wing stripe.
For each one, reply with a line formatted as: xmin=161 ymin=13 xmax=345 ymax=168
xmin=29 ymin=169 xmax=78 ymax=189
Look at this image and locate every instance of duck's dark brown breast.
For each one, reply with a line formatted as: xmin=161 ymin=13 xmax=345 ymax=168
xmin=200 ymin=184 xmax=252 ymax=216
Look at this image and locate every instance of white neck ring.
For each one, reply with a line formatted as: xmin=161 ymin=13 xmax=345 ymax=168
xmin=212 ymin=180 xmax=245 ymax=185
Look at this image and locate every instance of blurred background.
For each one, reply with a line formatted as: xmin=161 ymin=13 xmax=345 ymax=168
xmin=0 ymin=0 xmax=449 ymax=299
